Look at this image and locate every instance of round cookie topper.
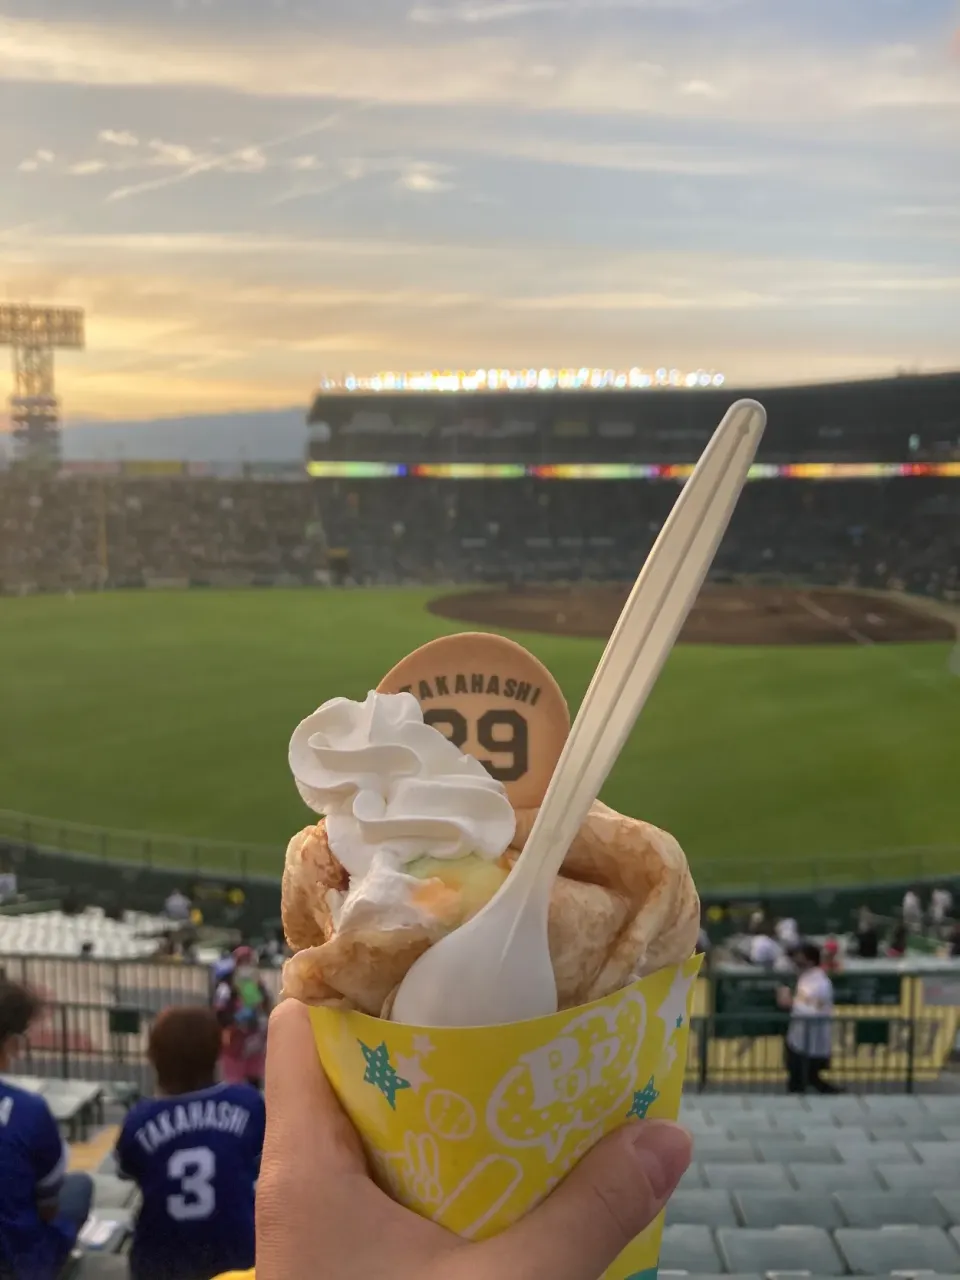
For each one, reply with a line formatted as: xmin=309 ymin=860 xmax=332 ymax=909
xmin=377 ymin=632 xmax=569 ymax=809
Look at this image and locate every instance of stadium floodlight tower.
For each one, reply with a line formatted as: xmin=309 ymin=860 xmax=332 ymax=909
xmin=0 ymin=303 xmax=85 ymax=468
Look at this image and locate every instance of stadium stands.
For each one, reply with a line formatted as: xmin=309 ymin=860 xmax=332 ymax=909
xmin=306 ymin=371 xmax=960 ymax=466
xmin=661 ymin=1091 xmax=960 ymax=1276
xmin=1 ymin=472 xmax=958 ymax=599
xmin=3 ymin=995 xmax=957 ymax=1277
xmin=0 ymin=910 xmax=172 ymax=960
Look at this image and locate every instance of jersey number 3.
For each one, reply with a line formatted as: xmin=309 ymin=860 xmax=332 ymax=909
xmin=167 ymin=1147 xmax=216 ymax=1221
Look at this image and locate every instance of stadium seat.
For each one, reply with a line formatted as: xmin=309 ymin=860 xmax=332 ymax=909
xmin=45 ymin=1081 xmax=104 ymax=1141
xmin=835 ymin=1138 xmax=917 ymax=1163
xmin=691 ymin=1138 xmax=756 ymax=1163
xmin=77 ymin=1209 xmax=133 ymax=1255
xmin=789 ymin=1162 xmax=883 ymax=1191
xmin=859 ymin=1096 xmax=925 ymax=1119
xmin=878 ymin=1163 xmax=956 ymax=1192
xmin=716 ymin=1225 xmax=844 ymax=1275
xmin=703 ymin=1162 xmax=791 ymax=1190
xmin=658 ymin=1275 xmax=762 ymax=1280
xmin=711 ymin=1112 xmax=778 ymax=1134
xmin=834 ymin=1190 xmax=951 ymax=1228
xmin=912 ymin=1140 xmax=959 ymax=1164
xmin=91 ymin=1175 xmax=137 ymax=1210
xmin=659 ymin=1225 xmax=722 ymax=1274
xmin=734 ymin=1190 xmax=843 ymax=1229
xmin=868 ymin=1120 xmax=947 ymax=1141
xmin=752 ymin=1138 xmax=840 ymax=1164
xmin=805 ymin=1098 xmax=868 ymax=1122
xmin=665 ymin=1190 xmax=737 ymax=1228
xmin=71 ymin=1256 xmax=130 ymax=1279
xmin=834 ymin=1226 xmax=960 ymax=1275
xmin=935 ymin=1192 xmax=960 ymax=1227
xmin=677 ymin=1162 xmax=706 ymax=1189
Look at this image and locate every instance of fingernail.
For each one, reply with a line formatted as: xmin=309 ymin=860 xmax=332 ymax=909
xmin=627 ymin=1120 xmax=693 ymax=1200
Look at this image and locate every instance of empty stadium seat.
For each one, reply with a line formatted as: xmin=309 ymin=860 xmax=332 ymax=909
xmin=734 ymin=1191 xmax=843 ymax=1229
xmin=665 ymin=1190 xmax=737 ymax=1228
xmin=753 ymin=1138 xmax=840 ymax=1164
xmin=691 ymin=1139 xmax=757 ymax=1163
xmin=834 ymin=1226 xmax=960 ymax=1275
xmin=789 ymin=1162 xmax=883 ymax=1191
xmin=71 ymin=1256 xmax=129 ymax=1279
xmin=868 ymin=1120 xmax=947 ymax=1141
xmin=912 ymin=1140 xmax=958 ymax=1164
xmin=659 ymin=1225 xmax=722 ymax=1274
xmin=936 ymin=1192 xmax=960 ymax=1227
xmin=716 ymin=1225 xmax=844 ymax=1275
xmin=703 ymin=1162 xmax=791 ymax=1190
xmin=879 ymin=1163 xmax=956 ymax=1192
xmin=677 ymin=1163 xmax=706 ymax=1189
xmin=91 ymin=1175 xmax=137 ymax=1210
xmin=834 ymin=1190 xmax=951 ymax=1228
xmin=834 ymin=1138 xmax=917 ymax=1163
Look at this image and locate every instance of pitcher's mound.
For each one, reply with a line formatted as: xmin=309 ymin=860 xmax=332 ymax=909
xmin=429 ymin=585 xmax=954 ymax=644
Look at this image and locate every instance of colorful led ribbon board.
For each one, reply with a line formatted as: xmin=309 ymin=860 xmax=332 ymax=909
xmin=306 ymin=461 xmax=960 ymax=480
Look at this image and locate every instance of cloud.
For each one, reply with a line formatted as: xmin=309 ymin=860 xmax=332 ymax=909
xmin=99 ymin=129 xmax=139 ymax=147
xmin=149 ymin=139 xmax=205 ymax=168
xmin=398 ymin=161 xmax=454 ymax=192
xmin=408 ymin=0 xmax=739 ymax=21
xmin=2 ymin=13 xmax=959 ymax=128
xmin=16 ymin=148 xmax=55 ymax=172
xmin=67 ymin=160 xmax=109 ymax=176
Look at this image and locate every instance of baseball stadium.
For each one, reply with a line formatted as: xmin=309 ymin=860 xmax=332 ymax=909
xmin=2 ymin=368 xmax=960 ymax=1278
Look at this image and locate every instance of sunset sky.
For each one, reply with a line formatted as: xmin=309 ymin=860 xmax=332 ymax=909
xmin=1 ymin=0 xmax=959 ymax=424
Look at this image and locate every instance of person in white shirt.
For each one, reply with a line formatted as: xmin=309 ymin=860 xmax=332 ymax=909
xmin=931 ymin=887 xmax=954 ymax=927
xmin=775 ymin=916 xmax=799 ymax=949
xmin=749 ymin=929 xmax=784 ymax=968
xmin=902 ymin=888 xmax=923 ymax=932
xmin=163 ymin=888 xmax=192 ymax=923
xmin=777 ymin=943 xmax=840 ymax=1094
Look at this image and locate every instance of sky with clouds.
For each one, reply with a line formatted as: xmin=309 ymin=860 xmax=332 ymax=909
xmin=1 ymin=0 xmax=959 ymax=423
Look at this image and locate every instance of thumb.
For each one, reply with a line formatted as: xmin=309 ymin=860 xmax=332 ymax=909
xmin=483 ymin=1121 xmax=691 ymax=1280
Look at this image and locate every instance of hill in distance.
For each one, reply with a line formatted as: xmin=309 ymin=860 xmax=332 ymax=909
xmin=55 ymin=408 xmax=309 ymax=462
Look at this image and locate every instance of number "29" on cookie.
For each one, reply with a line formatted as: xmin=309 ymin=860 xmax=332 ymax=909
xmin=423 ymin=709 xmax=528 ymax=783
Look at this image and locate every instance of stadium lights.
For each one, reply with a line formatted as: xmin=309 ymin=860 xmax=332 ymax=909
xmin=316 ymin=367 xmax=726 ymax=394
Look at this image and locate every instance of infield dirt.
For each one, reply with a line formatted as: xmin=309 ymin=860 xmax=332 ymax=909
xmin=429 ymin=584 xmax=955 ymax=645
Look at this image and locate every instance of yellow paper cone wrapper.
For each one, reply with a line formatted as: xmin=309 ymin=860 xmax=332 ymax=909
xmin=310 ymin=952 xmax=702 ymax=1280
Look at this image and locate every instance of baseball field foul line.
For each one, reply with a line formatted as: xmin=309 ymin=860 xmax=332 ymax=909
xmin=797 ymin=594 xmax=874 ymax=646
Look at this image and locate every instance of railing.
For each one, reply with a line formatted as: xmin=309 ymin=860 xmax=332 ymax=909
xmin=0 ymin=808 xmax=278 ymax=879
xmin=3 ymin=953 xmax=957 ymax=1095
xmin=2 ymin=805 xmax=959 ymax=891
xmin=0 ymin=953 xmax=282 ymax=1091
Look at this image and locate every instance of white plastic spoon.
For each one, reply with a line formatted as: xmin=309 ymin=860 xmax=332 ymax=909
xmin=392 ymin=398 xmax=767 ymax=1028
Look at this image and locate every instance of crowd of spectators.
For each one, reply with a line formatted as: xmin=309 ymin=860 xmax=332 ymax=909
xmin=728 ymin=884 xmax=960 ymax=973
xmin=1 ymin=473 xmax=958 ymax=600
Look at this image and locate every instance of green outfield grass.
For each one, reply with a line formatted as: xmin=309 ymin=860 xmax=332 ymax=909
xmin=1 ymin=588 xmax=958 ymax=887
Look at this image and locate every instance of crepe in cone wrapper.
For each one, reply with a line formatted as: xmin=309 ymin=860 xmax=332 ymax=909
xmin=282 ymin=798 xmax=699 ymax=1017
xmin=281 ymin=633 xmax=701 ymax=1277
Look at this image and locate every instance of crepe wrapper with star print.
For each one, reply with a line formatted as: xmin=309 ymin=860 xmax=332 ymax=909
xmin=281 ymin=798 xmax=699 ymax=1018
xmin=305 ymin=953 xmax=703 ymax=1280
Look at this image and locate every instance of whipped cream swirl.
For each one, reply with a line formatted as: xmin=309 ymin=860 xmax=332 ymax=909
xmin=289 ymin=691 xmax=516 ymax=879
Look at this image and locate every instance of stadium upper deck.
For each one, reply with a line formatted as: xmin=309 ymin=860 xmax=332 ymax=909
xmin=307 ymin=370 xmax=960 ymax=466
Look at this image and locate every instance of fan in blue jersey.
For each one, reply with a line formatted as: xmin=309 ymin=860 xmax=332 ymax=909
xmin=0 ymin=980 xmax=94 ymax=1280
xmin=116 ymin=1006 xmax=265 ymax=1280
